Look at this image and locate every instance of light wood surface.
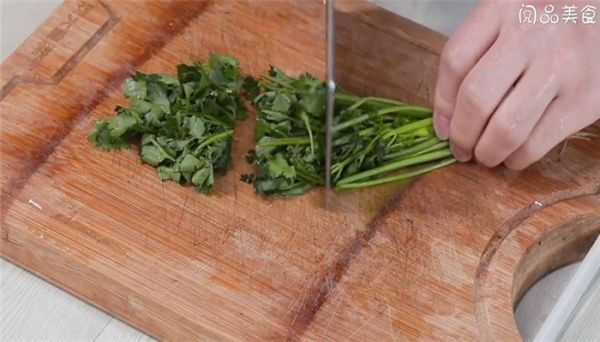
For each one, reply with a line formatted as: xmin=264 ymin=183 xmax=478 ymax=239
xmin=1 ymin=1 xmax=599 ymax=341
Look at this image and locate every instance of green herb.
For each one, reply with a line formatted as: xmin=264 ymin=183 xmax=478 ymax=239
xmin=89 ymin=53 xmax=247 ymax=193
xmin=330 ymin=93 xmax=455 ymax=189
xmin=241 ymin=67 xmax=326 ymax=195
xmin=244 ymin=68 xmax=455 ymax=195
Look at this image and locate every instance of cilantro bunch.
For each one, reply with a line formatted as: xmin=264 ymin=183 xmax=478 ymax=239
xmin=243 ymin=67 xmax=326 ymax=195
xmin=332 ymin=92 xmax=455 ymax=189
xmin=245 ymin=68 xmax=456 ymax=195
xmin=89 ymin=53 xmax=247 ymax=193
xmin=89 ymin=54 xmax=455 ymax=197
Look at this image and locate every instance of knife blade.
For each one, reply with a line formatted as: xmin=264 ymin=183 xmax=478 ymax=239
xmin=324 ymin=0 xmax=335 ymax=208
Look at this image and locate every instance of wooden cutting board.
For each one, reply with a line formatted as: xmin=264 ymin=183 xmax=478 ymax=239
xmin=1 ymin=1 xmax=599 ymax=340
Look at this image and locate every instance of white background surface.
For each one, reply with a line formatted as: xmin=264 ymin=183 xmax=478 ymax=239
xmin=0 ymin=0 xmax=593 ymax=341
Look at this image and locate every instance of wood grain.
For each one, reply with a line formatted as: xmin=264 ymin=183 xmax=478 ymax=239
xmin=1 ymin=1 xmax=599 ymax=340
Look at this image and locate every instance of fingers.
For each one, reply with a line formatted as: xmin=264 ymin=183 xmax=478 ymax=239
xmin=504 ymin=97 xmax=599 ymax=170
xmin=433 ymin=3 xmax=501 ymax=140
xmin=449 ymin=34 xmax=531 ymax=161
xmin=473 ymin=63 xmax=559 ymax=167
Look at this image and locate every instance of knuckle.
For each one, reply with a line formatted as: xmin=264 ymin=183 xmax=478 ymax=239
xmin=440 ymin=41 xmax=467 ymax=75
xmin=474 ymin=146 xmax=500 ymax=168
xmin=548 ymin=42 xmax=585 ymax=69
xmin=555 ymin=49 xmax=578 ymax=66
xmin=459 ymin=85 xmax=487 ymax=118
xmin=440 ymin=55 xmax=461 ymax=77
xmin=493 ymin=119 xmax=520 ymax=147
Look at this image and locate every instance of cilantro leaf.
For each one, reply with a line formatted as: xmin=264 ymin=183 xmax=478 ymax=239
xmin=266 ymin=153 xmax=296 ymax=179
xmin=122 ymin=74 xmax=147 ymax=100
xmin=271 ymin=94 xmax=292 ymax=112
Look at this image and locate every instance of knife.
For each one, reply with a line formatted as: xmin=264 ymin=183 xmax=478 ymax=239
xmin=324 ymin=0 xmax=335 ymax=207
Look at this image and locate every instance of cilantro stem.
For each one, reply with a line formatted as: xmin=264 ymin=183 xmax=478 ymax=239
xmin=296 ymin=167 xmax=324 ymax=184
xmin=336 ymin=149 xmax=452 ymax=185
xmin=387 ymin=136 xmax=430 ymax=151
xmin=333 ymin=106 xmax=404 ymax=132
xmin=333 ymin=126 xmax=376 ymax=146
xmin=333 ymin=106 xmax=431 ymax=132
xmin=334 ymin=93 xmax=406 ymax=108
xmin=347 ymin=97 xmax=406 ymax=110
xmin=300 ymin=112 xmax=315 ymax=157
xmin=261 ymin=110 xmax=295 ymax=121
xmin=384 ymin=138 xmax=443 ymax=161
xmin=335 ymin=158 xmax=456 ymax=190
xmin=332 ymin=131 xmax=384 ymax=179
xmin=382 ymin=118 xmax=433 ymax=140
xmin=195 ymin=130 xmax=233 ymax=153
xmin=258 ymin=136 xmax=311 ymax=147
xmin=415 ymin=141 xmax=449 ymax=155
xmin=261 ymin=75 xmax=294 ymax=90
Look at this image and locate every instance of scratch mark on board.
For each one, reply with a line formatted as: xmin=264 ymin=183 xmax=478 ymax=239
xmin=346 ymin=313 xmax=377 ymax=341
xmin=175 ymin=194 xmax=189 ymax=231
xmin=323 ymin=289 xmax=345 ymax=336
xmin=387 ymin=304 xmax=396 ymax=341
xmin=28 ymin=199 xmax=43 ymax=211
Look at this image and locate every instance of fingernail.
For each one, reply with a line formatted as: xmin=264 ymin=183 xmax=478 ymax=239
xmin=451 ymin=144 xmax=471 ymax=162
xmin=434 ymin=112 xmax=450 ymax=140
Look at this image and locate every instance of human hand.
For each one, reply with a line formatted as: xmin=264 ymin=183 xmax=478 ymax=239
xmin=433 ymin=0 xmax=600 ymax=170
